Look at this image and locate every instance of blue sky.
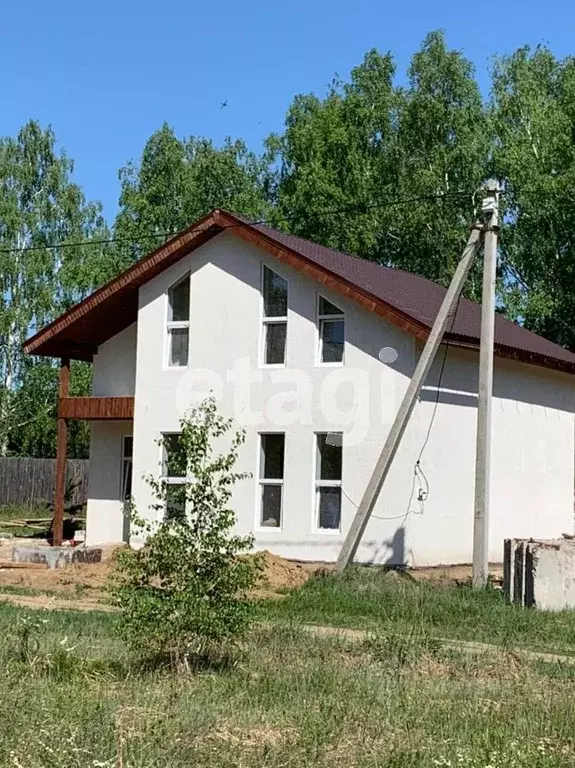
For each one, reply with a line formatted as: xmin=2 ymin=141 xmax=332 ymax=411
xmin=1 ymin=0 xmax=572 ymax=221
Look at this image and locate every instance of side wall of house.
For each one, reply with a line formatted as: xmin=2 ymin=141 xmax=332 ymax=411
xmin=397 ymin=347 xmax=574 ymax=565
xmin=91 ymin=323 xmax=137 ymax=396
xmin=85 ymin=323 xmax=137 ymax=544
xmin=86 ymin=421 xmax=132 ymax=545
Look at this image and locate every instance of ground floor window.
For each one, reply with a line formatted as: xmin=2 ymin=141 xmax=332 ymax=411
xmin=315 ymin=433 xmax=342 ymax=530
xmin=259 ymin=433 xmax=285 ymax=528
xmin=162 ymin=433 xmax=186 ymax=520
xmin=121 ymin=435 xmax=133 ymax=500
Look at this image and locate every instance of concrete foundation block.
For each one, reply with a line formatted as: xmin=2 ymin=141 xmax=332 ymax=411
xmin=503 ymin=538 xmax=575 ymax=611
xmin=12 ymin=546 xmax=102 ymax=570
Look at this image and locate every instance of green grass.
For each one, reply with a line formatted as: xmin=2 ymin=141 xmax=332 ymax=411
xmin=0 ymin=504 xmax=51 ymax=537
xmin=259 ymin=567 xmax=575 ymax=654
xmin=1 ymin=601 xmax=575 ymax=767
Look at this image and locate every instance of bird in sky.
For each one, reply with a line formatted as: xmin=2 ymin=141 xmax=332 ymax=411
xmin=220 ymin=99 xmax=228 ymax=109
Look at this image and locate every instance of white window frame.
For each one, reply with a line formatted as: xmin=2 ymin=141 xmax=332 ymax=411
xmin=120 ymin=435 xmax=133 ymax=501
xmin=260 ymin=264 xmax=288 ymax=368
xmin=165 ymin=274 xmax=190 ymax=370
xmin=313 ymin=432 xmax=343 ymax=533
xmin=316 ymin=294 xmax=345 ymax=366
xmin=160 ymin=432 xmax=187 ymax=520
xmin=257 ymin=432 xmax=285 ymax=531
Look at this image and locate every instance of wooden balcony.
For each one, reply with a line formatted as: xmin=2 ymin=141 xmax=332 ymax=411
xmin=58 ymin=396 xmax=134 ymax=420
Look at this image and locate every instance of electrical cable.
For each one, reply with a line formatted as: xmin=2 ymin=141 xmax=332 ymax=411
xmin=0 ymin=188 xmax=476 ymax=256
xmin=366 ymin=295 xmax=460 ymax=523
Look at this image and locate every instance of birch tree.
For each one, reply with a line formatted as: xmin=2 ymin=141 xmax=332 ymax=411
xmin=267 ymin=32 xmax=489 ymax=299
xmin=0 ymin=120 xmax=106 ymax=455
xmin=492 ymin=46 xmax=575 ymax=346
xmin=114 ymin=123 xmax=270 ymax=264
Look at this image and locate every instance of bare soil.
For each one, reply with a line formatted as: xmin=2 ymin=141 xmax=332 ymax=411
xmin=0 ymin=537 xmax=503 ymax=609
xmin=407 ymin=562 xmax=504 ymax=586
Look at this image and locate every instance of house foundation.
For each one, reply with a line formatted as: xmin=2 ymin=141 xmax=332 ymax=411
xmin=12 ymin=545 xmax=102 ymax=570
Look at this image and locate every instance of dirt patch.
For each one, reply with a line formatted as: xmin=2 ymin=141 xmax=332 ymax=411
xmin=0 ymin=541 xmax=121 ymax=600
xmin=256 ymin=551 xmax=325 ymax=596
xmin=0 ymin=539 xmax=502 ymax=602
xmin=0 ymin=544 xmax=323 ymax=603
xmin=407 ymin=563 xmax=503 ymax=587
xmin=0 ymin=592 xmax=116 ymax=612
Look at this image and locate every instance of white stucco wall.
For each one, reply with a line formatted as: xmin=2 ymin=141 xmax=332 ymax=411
xmin=92 ymin=323 xmax=137 ymax=396
xmin=87 ymin=230 xmax=575 ymax=564
xmin=86 ymin=421 xmax=132 ymax=545
xmin=85 ymin=323 xmax=137 ymax=545
xmin=130 ymin=231 xmax=417 ymax=563
xmin=398 ymin=346 xmax=574 ymax=565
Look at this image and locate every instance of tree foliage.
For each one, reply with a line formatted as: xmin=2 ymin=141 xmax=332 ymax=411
xmin=491 ymin=46 xmax=575 ymax=347
xmin=110 ymin=399 xmax=261 ymax=664
xmin=268 ymin=32 xmax=489 ymax=298
xmin=0 ymin=121 xmax=108 ymax=456
xmin=114 ymin=123 xmax=270 ymax=264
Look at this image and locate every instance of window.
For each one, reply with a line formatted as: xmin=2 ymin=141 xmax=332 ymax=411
xmin=162 ymin=433 xmax=186 ymax=520
xmin=259 ymin=433 xmax=285 ymax=528
xmin=120 ymin=436 xmax=133 ymax=500
xmin=261 ymin=265 xmax=288 ymax=365
xmin=167 ymin=276 xmax=190 ymax=367
xmin=318 ymin=296 xmax=345 ymax=364
xmin=315 ymin=433 xmax=342 ymax=530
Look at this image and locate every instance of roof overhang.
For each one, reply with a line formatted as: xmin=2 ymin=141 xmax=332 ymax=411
xmin=23 ymin=209 xmax=430 ymax=362
xmin=23 ymin=209 xmax=575 ymax=375
xmin=24 ymin=211 xmax=224 ymax=360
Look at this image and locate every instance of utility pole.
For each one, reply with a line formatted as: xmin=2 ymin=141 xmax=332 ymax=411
xmin=472 ymin=181 xmax=500 ymax=588
xmin=336 ymin=221 xmax=485 ymax=571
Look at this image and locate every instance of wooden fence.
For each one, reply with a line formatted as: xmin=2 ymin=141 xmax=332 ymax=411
xmin=0 ymin=458 xmax=89 ymax=509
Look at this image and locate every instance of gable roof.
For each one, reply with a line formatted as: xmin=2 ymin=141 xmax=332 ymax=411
xmin=24 ymin=209 xmax=575 ymax=374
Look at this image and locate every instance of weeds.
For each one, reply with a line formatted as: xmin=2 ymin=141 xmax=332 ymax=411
xmin=1 ymin=582 xmax=575 ymax=766
xmin=362 ymin=625 xmax=441 ymax=666
xmin=260 ymin=567 xmax=575 ymax=654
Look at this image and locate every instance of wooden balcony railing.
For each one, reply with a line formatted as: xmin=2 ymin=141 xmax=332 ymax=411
xmin=58 ymin=396 xmax=134 ymax=420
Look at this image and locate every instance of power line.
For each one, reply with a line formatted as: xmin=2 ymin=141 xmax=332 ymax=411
xmin=0 ymin=189 xmax=476 ymax=256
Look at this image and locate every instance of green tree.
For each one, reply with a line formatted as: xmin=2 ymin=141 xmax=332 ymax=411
xmin=392 ymin=31 xmax=490 ymax=296
xmin=110 ymin=398 xmax=260 ymax=665
xmin=266 ymin=49 xmax=398 ymax=258
xmin=7 ymin=359 xmax=90 ymax=459
xmin=114 ymin=124 xmax=270 ymax=264
xmin=268 ymin=32 xmax=490 ymax=298
xmin=491 ymin=46 xmax=575 ymax=346
xmin=0 ymin=120 xmax=107 ymax=455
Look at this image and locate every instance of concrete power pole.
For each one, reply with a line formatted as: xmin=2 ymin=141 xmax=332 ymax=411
xmin=472 ymin=181 xmax=500 ymax=588
xmin=336 ymin=221 xmax=485 ymax=571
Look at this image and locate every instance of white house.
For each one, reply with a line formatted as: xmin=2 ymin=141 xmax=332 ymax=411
xmin=25 ymin=209 xmax=575 ymax=565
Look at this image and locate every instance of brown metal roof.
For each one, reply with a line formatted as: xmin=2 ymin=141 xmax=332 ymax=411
xmin=24 ymin=209 xmax=575 ymax=374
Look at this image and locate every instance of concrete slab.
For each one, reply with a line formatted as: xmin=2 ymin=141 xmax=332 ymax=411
xmin=12 ymin=546 xmax=102 ymax=570
xmin=504 ymin=537 xmax=575 ymax=611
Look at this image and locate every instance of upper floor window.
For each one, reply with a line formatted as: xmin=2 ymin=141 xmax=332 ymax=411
xmin=167 ymin=276 xmax=190 ymax=367
xmin=261 ymin=265 xmax=287 ymax=365
xmin=318 ymin=296 xmax=345 ymax=364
